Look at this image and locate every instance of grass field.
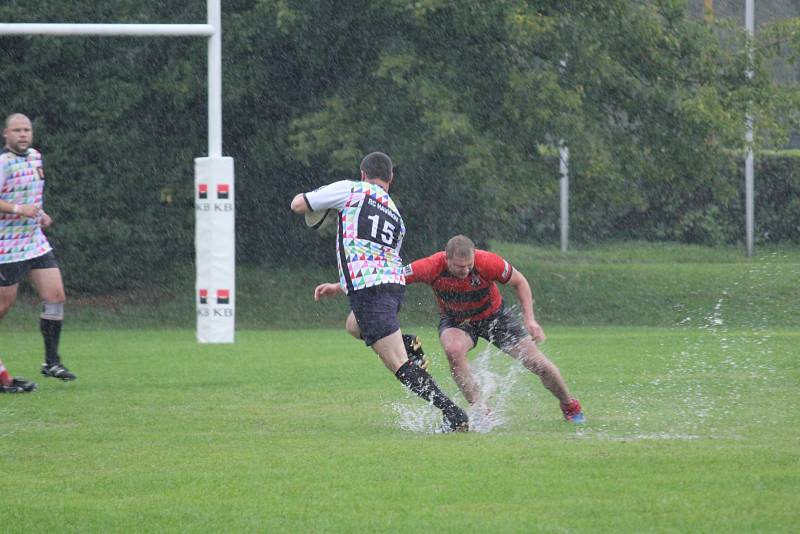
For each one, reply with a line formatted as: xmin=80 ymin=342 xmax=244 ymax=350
xmin=5 ymin=240 xmax=799 ymax=331
xmin=2 ymin=242 xmax=799 ymax=532
xmin=2 ymin=324 xmax=798 ymax=532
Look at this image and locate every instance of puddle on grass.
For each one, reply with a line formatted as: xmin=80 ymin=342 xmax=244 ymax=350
xmin=586 ymin=254 xmax=785 ymax=442
xmin=388 ymin=345 xmax=529 ymax=434
xmin=388 ymin=255 xmax=790 ymax=440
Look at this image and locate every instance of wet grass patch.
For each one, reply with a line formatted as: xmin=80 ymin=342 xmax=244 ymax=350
xmin=2 ymin=325 xmax=798 ymax=532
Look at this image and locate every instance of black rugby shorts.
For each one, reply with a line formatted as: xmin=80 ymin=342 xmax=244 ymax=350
xmin=438 ymin=303 xmax=529 ymax=352
xmin=0 ymin=250 xmax=59 ymax=287
xmin=347 ymin=283 xmax=405 ymax=346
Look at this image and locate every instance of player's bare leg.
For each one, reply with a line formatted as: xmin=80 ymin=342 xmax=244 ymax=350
xmin=345 ymin=311 xmax=362 ymax=340
xmin=506 ymin=337 xmax=585 ymax=423
xmin=343 ymin=306 xmax=470 ymax=429
xmin=29 ymin=267 xmax=65 ymax=303
xmin=0 ymin=283 xmax=19 ymax=320
xmin=506 ymin=337 xmax=572 ymax=404
xmin=370 ymin=330 xmax=410 ymax=373
xmin=440 ymin=327 xmax=481 ymax=405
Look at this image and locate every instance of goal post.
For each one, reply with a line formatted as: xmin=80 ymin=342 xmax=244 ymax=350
xmin=195 ymin=157 xmax=235 ymax=343
xmin=0 ymin=23 xmax=214 ymax=36
xmin=0 ymin=0 xmax=236 ymax=343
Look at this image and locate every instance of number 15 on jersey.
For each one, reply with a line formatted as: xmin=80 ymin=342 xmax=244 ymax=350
xmin=357 ymin=198 xmax=401 ymax=248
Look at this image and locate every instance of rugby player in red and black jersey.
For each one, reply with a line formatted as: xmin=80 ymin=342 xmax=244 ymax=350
xmin=404 ymin=235 xmax=585 ymax=423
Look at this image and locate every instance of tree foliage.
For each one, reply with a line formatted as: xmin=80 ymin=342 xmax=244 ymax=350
xmin=0 ymin=1 xmax=797 ymax=293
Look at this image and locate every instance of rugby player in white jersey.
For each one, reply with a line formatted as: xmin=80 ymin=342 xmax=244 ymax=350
xmin=291 ymin=152 xmax=468 ymax=432
xmin=0 ymin=113 xmax=76 ymax=387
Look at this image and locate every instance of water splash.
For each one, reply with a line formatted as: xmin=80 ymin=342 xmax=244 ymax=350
xmin=390 ymin=255 xmax=789 ymax=439
xmin=388 ymin=343 xmax=529 ymax=434
xmin=587 ymin=254 xmax=784 ymax=441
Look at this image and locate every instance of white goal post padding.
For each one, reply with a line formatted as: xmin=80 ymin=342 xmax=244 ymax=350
xmin=195 ymin=157 xmax=235 ymax=343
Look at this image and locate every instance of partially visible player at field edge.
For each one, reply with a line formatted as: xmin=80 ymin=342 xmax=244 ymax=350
xmin=404 ymin=235 xmax=584 ymax=423
xmin=0 ymin=358 xmax=36 ymax=393
xmin=0 ymin=114 xmax=76 ymax=382
xmin=291 ymin=151 xmax=468 ymax=432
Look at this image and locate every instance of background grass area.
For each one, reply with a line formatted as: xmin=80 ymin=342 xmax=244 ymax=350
xmin=3 ymin=242 xmax=798 ymax=531
xmin=2 ymin=325 xmax=798 ymax=532
xmin=5 ymin=241 xmax=799 ymax=330
xmin=500 ymin=242 xmax=800 ymax=328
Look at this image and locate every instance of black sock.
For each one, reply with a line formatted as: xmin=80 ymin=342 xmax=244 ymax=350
xmin=394 ymin=360 xmax=458 ymax=413
xmin=40 ymin=318 xmax=62 ymax=365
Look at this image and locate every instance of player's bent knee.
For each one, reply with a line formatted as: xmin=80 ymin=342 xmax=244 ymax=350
xmin=40 ymin=301 xmax=64 ymax=320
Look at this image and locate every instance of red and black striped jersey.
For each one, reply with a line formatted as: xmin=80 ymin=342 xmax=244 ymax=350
xmin=404 ymin=250 xmax=513 ymax=322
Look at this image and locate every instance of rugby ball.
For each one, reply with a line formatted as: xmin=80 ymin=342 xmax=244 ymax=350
xmin=305 ymin=208 xmax=337 ymax=230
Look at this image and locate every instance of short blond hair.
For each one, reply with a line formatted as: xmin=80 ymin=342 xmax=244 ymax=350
xmin=445 ymin=235 xmax=475 ymax=259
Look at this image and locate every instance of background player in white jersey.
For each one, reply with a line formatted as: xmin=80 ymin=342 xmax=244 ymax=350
xmin=291 ymin=152 xmax=468 ymax=432
xmin=0 ymin=114 xmax=76 ymax=383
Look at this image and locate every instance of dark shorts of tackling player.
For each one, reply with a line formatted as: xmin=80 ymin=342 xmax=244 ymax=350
xmin=347 ymin=283 xmax=405 ymax=346
xmin=438 ymin=302 xmax=529 ymax=352
xmin=0 ymin=250 xmax=59 ymax=287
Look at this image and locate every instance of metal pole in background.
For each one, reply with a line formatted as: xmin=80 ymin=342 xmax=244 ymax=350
xmin=559 ymin=143 xmax=569 ymax=252
xmin=745 ymin=0 xmax=755 ymax=257
xmin=558 ymin=56 xmax=569 ymax=252
xmin=0 ymin=23 xmax=213 ymax=36
xmin=704 ymin=0 xmax=714 ymax=22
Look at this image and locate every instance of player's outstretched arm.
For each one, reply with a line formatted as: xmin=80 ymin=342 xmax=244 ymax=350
xmin=314 ymin=282 xmax=344 ymax=301
xmin=508 ymin=269 xmax=546 ymax=343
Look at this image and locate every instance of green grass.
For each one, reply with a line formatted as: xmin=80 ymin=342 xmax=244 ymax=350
xmin=2 ymin=325 xmax=798 ymax=532
xmin=6 ymin=241 xmax=799 ymax=331
xmin=489 ymin=241 xmax=800 ymax=328
xmin=2 ymin=242 xmax=798 ymax=530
